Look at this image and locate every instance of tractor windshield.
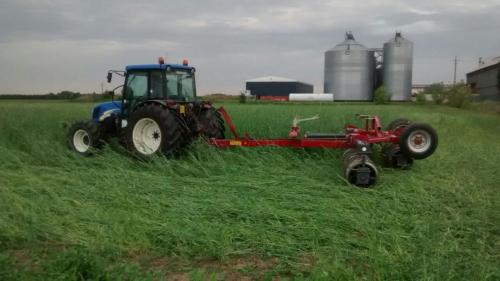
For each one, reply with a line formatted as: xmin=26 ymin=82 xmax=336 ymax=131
xmin=165 ymin=71 xmax=196 ymax=101
xmin=124 ymin=69 xmax=196 ymax=103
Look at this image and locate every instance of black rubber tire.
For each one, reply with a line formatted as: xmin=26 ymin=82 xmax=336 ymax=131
xmin=198 ymin=108 xmax=225 ymax=139
xmin=386 ymin=118 xmax=412 ymax=131
xmin=124 ymin=103 xmax=187 ymax=158
xmin=399 ymin=123 xmax=438 ymax=160
xmin=67 ymin=120 xmax=103 ymax=156
xmin=382 ymin=144 xmax=413 ymax=169
xmin=100 ymin=115 xmax=119 ymax=140
xmin=173 ymin=113 xmax=192 ymax=150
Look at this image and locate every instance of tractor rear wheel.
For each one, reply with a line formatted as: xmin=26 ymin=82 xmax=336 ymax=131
xmin=198 ymin=108 xmax=225 ymax=139
xmin=125 ymin=103 xmax=187 ymax=157
xmin=67 ymin=120 xmax=103 ymax=156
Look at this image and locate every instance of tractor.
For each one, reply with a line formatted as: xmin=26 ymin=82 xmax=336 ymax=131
xmin=67 ymin=57 xmax=225 ymax=157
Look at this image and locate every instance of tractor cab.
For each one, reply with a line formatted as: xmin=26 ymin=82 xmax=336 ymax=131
xmin=107 ymin=58 xmax=197 ymax=117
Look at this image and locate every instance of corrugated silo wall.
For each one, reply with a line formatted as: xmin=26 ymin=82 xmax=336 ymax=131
xmin=383 ymin=35 xmax=413 ymax=101
xmin=324 ymin=49 xmax=375 ymax=101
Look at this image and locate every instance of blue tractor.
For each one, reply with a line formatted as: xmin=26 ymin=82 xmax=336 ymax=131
xmin=67 ymin=58 xmax=225 ymax=157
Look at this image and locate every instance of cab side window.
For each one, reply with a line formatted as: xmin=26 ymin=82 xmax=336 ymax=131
xmin=165 ymin=73 xmax=179 ymax=99
xmin=126 ymin=72 xmax=148 ymax=98
xmin=150 ymin=71 xmax=163 ymax=98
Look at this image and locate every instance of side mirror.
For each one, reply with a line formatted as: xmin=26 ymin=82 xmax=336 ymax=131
xmin=107 ymin=72 xmax=112 ymax=83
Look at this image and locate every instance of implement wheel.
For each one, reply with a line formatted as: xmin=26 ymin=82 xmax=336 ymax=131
xmin=382 ymin=144 xmax=413 ymax=169
xmin=125 ymin=103 xmax=187 ymax=157
xmin=198 ymin=108 xmax=225 ymax=139
xmin=384 ymin=118 xmax=413 ymax=167
xmin=386 ymin=118 xmax=412 ymax=131
xmin=399 ymin=123 xmax=438 ymax=160
xmin=67 ymin=120 xmax=103 ymax=156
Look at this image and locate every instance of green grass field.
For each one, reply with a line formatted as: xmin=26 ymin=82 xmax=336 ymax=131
xmin=0 ymin=101 xmax=499 ymax=280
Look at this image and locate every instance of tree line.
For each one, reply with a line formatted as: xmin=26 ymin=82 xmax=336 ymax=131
xmin=0 ymin=91 xmax=113 ymax=101
xmin=0 ymin=91 xmax=81 ymax=100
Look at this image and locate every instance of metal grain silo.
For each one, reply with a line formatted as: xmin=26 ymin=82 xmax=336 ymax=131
xmin=324 ymin=32 xmax=375 ymax=101
xmin=383 ymin=32 xmax=413 ymax=101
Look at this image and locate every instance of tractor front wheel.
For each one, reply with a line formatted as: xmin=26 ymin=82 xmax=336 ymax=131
xmin=67 ymin=120 xmax=103 ymax=156
xmin=125 ymin=103 xmax=186 ymax=157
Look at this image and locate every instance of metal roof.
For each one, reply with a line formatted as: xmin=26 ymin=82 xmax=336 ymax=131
xmin=126 ymin=64 xmax=194 ymax=71
xmin=385 ymin=31 xmax=413 ymax=44
xmin=246 ymin=76 xmax=298 ymax=83
xmin=466 ymin=61 xmax=500 ymax=76
xmin=327 ymin=32 xmax=368 ymax=52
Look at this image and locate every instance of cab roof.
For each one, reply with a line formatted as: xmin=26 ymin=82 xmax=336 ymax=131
xmin=126 ymin=64 xmax=194 ymax=72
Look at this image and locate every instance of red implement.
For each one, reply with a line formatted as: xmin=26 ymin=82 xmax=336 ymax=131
xmin=208 ymin=107 xmax=438 ymax=188
xmin=208 ymin=108 xmax=401 ymax=149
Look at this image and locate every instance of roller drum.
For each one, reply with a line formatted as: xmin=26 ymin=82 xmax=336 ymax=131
xmin=342 ymin=149 xmax=378 ymax=187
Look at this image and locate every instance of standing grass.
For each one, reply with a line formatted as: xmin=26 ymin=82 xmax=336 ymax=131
xmin=0 ymin=100 xmax=499 ymax=280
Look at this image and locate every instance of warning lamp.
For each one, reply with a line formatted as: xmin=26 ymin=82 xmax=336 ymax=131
xmin=158 ymin=57 xmax=165 ymax=65
xmin=182 ymin=59 xmax=189 ymax=66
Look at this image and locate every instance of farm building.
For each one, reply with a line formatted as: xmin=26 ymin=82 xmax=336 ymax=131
xmin=411 ymin=84 xmax=430 ymax=95
xmin=246 ymin=76 xmax=313 ymax=101
xmin=466 ymin=60 xmax=500 ymax=101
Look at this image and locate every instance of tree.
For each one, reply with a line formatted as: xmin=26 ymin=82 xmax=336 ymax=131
xmin=57 ymin=91 xmax=81 ymax=99
xmin=446 ymin=83 xmax=472 ymax=108
xmin=239 ymin=92 xmax=247 ymax=103
xmin=423 ymin=83 xmax=446 ymax=104
xmin=373 ymin=86 xmax=389 ymax=104
xmin=415 ymin=92 xmax=427 ymax=105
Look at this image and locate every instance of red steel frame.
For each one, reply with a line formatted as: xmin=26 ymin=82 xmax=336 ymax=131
xmin=208 ymin=107 xmax=403 ymax=149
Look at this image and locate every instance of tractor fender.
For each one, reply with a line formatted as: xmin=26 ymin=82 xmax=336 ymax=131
xmin=134 ymin=100 xmax=179 ymax=111
xmin=132 ymin=100 xmax=189 ymax=129
xmin=201 ymin=101 xmax=213 ymax=109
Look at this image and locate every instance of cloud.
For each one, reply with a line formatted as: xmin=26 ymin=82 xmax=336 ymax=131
xmin=371 ymin=20 xmax=446 ymax=35
xmin=406 ymin=8 xmax=438 ymax=16
xmin=0 ymin=0 xmax=499 ymax=94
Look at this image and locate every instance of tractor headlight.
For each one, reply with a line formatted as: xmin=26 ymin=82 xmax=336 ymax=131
xmin=99 ymin=109 xmax=117 ymax=122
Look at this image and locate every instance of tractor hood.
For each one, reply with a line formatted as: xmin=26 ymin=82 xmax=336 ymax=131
xmin=92 ymin=101 xmax=122 ymax=122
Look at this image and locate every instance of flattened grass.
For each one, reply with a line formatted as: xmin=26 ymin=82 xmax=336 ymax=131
xmin=0 ymin=101 xmax=499 ymax=280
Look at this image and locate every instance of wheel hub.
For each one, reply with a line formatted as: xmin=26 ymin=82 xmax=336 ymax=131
xmin=407 ymin=130 xmax=431 ymax=153
xmin=73 ymin=129 xmax=90 ymax=153
xmin=153 ymin=131 xmax=160 ymax=140
xmin=132 ymin=118 xmax=162 ymax=155
xmin=413 ymin=135 xmax=424 ymax=145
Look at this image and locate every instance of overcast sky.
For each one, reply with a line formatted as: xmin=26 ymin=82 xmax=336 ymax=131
xmin=0 ymin=0 xmax=499 ymax=95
